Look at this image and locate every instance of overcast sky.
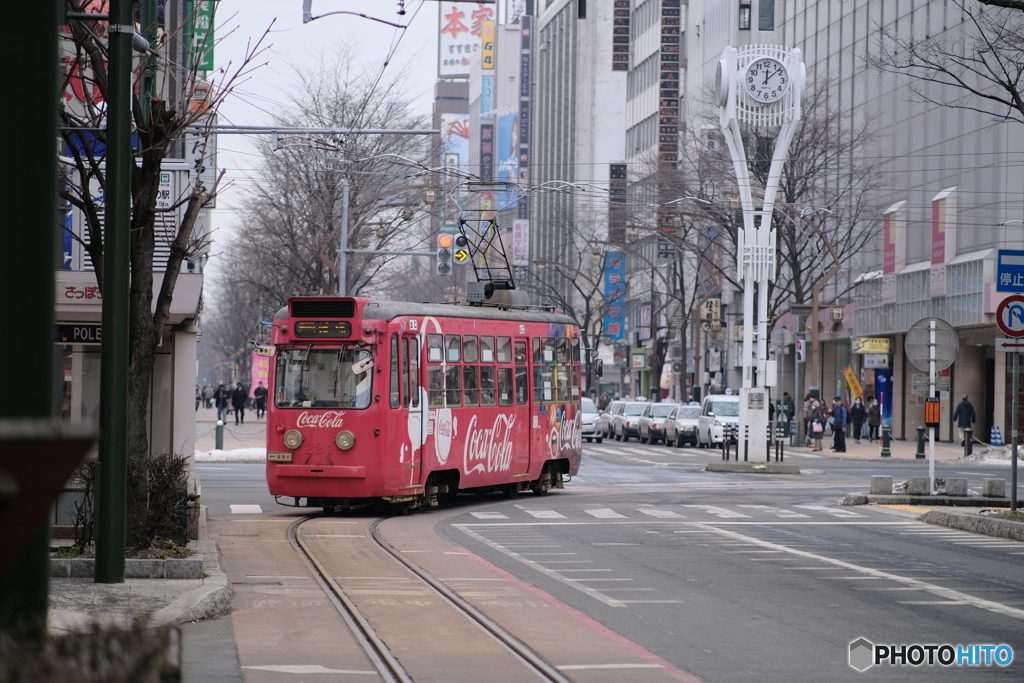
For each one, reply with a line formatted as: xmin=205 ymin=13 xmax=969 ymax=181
xmin=205 ymin=0 xmax=445 ymax=287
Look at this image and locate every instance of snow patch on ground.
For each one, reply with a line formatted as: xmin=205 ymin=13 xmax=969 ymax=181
xmin=960 ymin=445 xmax=1024 ymax=465
xmin=194 ymin=448 xmax=266 ymax=463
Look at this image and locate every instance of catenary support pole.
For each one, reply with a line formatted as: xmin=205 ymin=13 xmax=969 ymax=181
xmin=95 ymin=0 xmax=133 ymax=583
xmin=339 ymin=178 xmax=350 ymax=296
xmin=928 ymin=320 xmax=936 ymax=491
xmin=0 ymin=1 xmax=60 ymax=638
xmin=1013 ymin=351 xmax=1019 ymax=512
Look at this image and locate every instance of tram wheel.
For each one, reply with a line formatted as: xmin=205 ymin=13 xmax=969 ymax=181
xmin=502 ymin=484 xmax=520 ymax=499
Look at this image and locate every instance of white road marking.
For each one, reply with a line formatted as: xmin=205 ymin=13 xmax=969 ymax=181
xmin=637 ymin=508 xmax=685 ymax=518
xmin=558 ymin=664 xmax=664 ymax=671
xmin=697 ymin=524 xmax=1024 ymax=621
xmin=525 ymin=510 xmax=567 ymax=519
xmin=471 ymin=511 xmax=508 ymax=519
xmin=556 ymin=569 xmax=612 ymax=572
xmin=230 ymin=504 xmax=262 ymax=514
xmin=683 ymin=505 xmax=751 ymax=518
xmin=738 ymin=505 xmax=810 ymax=518
xmin=795 ymin=505 xmax=865 ymax=517
xmin=242 ymin=665 xmax=376 ymax=675
xmin=586 ymin=508 xmax=628 ymax=519
xmin=620 ymin=600 xmax=684 ymax=604
xmin=245 ymin=575 xmax=309 ymax=579
xmin=898 ymin=601 xmax=970 ymax=605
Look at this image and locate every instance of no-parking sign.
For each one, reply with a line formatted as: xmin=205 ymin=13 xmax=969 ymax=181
xmin=996 ymin=295 xmax=1024 ymax=338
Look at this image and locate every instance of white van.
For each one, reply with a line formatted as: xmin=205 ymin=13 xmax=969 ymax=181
xmin=697 ymin=394 xmax=740 ymax=448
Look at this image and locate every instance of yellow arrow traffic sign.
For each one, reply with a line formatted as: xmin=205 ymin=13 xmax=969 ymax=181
xmin=454 ymin=249 xmax=469 ymax=262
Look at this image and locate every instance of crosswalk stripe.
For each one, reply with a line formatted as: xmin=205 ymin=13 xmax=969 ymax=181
xmin=682 ymin=505 xmax=751 ymax=518
xmin=796 ymin=505 xmax=865 ymax=517
xmin=738 ymin=504 xmax=810 ymax=518
xmin=471 ymin=511 xmax=508 ymax=519
xmin=525 ymin=510 xmax=567 ymax=519
xmin=230 ymin=504 xmax=262 ymax=514
xmin=637 ymin=508 xmax=685 ymax=519
xmin=585 ymin=508 xmax=628 ymax=519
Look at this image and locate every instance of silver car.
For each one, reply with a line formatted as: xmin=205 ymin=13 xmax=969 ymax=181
xmin=612 ymin=401 xmax=649 ymax=442
xmin=580 ymin=397 xmax=603 ymax=443
xmin=600 ymin=401 xmax=624 ymax=439
xmin=664 ymin=404 xmax=701 ymax=447
xmin=638 ymin=403 xmax=678 ymax=445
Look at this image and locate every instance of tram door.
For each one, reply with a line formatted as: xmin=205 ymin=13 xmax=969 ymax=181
xmin=401 ymin=334 xmax=425 ymax=486
xmin=513 ymin=338 xmax=532 ymax=475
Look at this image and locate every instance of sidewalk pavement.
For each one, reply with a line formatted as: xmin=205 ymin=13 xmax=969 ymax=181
xmin=782 ymin=432 xmax=970 ymax=462
xmin=194 ymin=406 xmax=266 ymax=453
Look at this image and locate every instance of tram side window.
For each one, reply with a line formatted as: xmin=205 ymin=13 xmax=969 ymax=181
xmin=556 ymin=337 xmax=569 ymax=363
xmin=428 ymin=366 xmax=444 ymax=407
xmin=570 ymin=338 xmax=580 ymax=363
xmin=514 ymin=341 xmax=527 ymax=365
xmin=532 ymin=337 xmax=542 ymax=363
xmin=446 ymin=335 xmax=461 ymax=362
xmin=463 ymin=335 xmax=479 ymax=363
xmin=480 ymin=336 xmax=495 ymax=362
xmin=427 ymin=334 xmax=443 ymax=363
xmin=535 ymin=366 xmax=554 ymax=403
xmin=498 ymin=367 xmax=513 ymax=406
xmin=515 ymin=366 xmax=528 ymax=404
xmin=497 ymin=336 xmax=512 ymax=363
xmin=556 ymin=366 xmax=570 ymax=402
xmin=390 ymin=334 xmax=400 ymax=409
xmin=480 ymin=366 xmax=496 ymax=406
xmin=543 ymin=338 xmax=555 ymax=363
xmin=463 ymin=365 xmax=479 ymax=406
xmin=401 ymin=337 xmax=411 ymax=407
xmin=409 ymin=338 xmax=419 ymax=408
xmin=445 ymin=365 xmax=461 ymax=406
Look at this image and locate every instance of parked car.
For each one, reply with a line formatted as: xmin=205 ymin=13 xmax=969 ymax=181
xmin=638 ymin=402 xmax=679 ymax=444
xmin=697 ymin=394 xmax=741 ymax=448
xmin=612 ymin=401 xmax=649 ymax=442
xmin=600 ymin=401 xmax=624 ymax=439
xmin=664 ymin=404 xmax=701 ymax=447
xmin=580 ymin=397 xmax=603 ymax=443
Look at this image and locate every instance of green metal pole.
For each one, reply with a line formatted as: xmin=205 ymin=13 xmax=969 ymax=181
xmin=0 ymin=2 xmax=59 ymax=639
xmin=95 ymin=0 xmax=133 ymax=584
xmin=141 ymin=0 xmax=158 ymax=126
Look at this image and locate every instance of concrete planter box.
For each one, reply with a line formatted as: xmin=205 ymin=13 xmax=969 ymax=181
xmin=51 ymin=556 xmax=203 ymax=579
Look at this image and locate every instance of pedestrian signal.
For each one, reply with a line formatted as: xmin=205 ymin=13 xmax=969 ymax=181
xmin=437 ymin=234 xmax=453 ymax=276
xmin=795 ymin=339 xmax=805 ymax=363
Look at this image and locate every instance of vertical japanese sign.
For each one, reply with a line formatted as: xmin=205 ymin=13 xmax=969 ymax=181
xmin=881 ymin=200 xmax=905 ymax=303
xmin=609 ymin=164 xmax=627 ymax=244
xmin=612 ymin=0 xmax=630 ymax=71
xmin=517 ymin=16 xmax=531 ymax=221
xmin=439 ymin=3 xmax=494 ymax=78
xmin=497 ymin=113 xmax=519 ymax=208
xmin=186 ymin=1 xmax=215 ymax=72
xmin=481 ymin=19 xmax=495 ymax=69
xmin=930 ymin=186 xmax=956 ymax=298
xmin=480 ymin=123 xmax=494 ymax=180
xmin=250 ymin=352 xmax=270 ymax=397
xmin=512 ymin=219 xmax=530 ymax=266
xmin=603 ymin=252 xmax=626 ymax=340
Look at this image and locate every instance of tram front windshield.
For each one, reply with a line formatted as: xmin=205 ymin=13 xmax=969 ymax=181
xmin=275 ymin=345 xmax=373 ymax=409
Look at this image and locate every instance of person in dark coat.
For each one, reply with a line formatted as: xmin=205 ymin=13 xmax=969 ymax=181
xmin=831 ymin=396 xmax=848 ymax=453
xmin=214 ymin=384 xmax=230 ymax=423
xmin=809 ymin=400 xmax=825 ymax=451
xmin=953 ymin=394 xmax=976 ymax=445
xmin=231 ymin=382 xmax=248 ymax=425
xmin=849 ymin=397 xmax=866 ymax=444
xmin=867 ymin=398 xmax=881 ymax=442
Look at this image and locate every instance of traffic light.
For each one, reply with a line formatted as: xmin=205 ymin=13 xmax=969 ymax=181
xmin=453 ymin=234 xmax=470 ymax=265
xmin=795 ymin=339 xmax=805 ymax=363
xmin=437 ymin=234 xmax=453 ymax=276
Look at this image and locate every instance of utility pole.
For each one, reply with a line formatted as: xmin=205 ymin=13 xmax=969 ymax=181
xmin=95 ymin=0 xmax=134 ymax=583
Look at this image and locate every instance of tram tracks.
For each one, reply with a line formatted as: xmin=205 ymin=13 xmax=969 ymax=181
xmin=288 ymin=515 xmax=573 ymax=683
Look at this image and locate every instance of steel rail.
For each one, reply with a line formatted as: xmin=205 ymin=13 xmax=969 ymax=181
xmin=368 ymin=518 xmax=573 ymax=683
xmin=288 ymin=516 xmax=413 ymax=683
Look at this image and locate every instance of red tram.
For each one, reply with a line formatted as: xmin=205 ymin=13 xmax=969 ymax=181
xmin=263 ymin=296 xmax=583 ymax=511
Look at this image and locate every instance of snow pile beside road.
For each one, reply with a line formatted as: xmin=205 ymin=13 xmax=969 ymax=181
xmin=194 ymin=448 xmax=266 ymax=463
xmin=961 ymin=445 xmax=1024 ymax=465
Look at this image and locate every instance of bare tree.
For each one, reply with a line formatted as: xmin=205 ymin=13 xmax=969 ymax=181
xmin=59 ymin=3 xmax=267 ymax=546
xmin=870 ymin=1 xmax=1024 ymax=125
xmin=220 ymin=49 xmax=435 ymax=310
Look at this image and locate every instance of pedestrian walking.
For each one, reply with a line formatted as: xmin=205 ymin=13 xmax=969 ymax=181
xmin=867 ymin=397 xmax=881 ymax=442
xmin=195 ymin=385 xmax=201 ymax=412
xmin=849 ymin=397 xmax=866 ymax=444
xmin=809 ymin=400 xmax=825 ymax=451
xmin=232 ymin=382 xmax=248 ymax=425
xmin=953 ymin=394 xmax=976 ymax=445
xmin=598 ymin=392 xmax=611 ymax=411
xmin=803 ymin=393 xmax=815 ymax=446
xmin=831 ymin=396 xmax=848 ymax=453
xmin=203 ymin=384 xmax=213 ymax=409
xmin=214 ymin=384 xmax=230 ymax=423
xmin=254 ymin=381 xmax=268 ymax=419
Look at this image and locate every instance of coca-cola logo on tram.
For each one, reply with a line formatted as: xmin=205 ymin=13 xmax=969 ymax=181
xmin=296 ymin=411 xmax=346 ymax=429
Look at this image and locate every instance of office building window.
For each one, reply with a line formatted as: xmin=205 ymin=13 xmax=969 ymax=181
xmin=758 ymin=0 xmax=774 ymax=31
xmin=739 ymin=1 xmax=751 ymax=30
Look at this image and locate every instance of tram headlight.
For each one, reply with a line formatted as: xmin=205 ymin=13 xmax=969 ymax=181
xmin=335 ymin=430 xmax=356 ymax=451
xmin=283 ymin=429 xmax=304 ymax=449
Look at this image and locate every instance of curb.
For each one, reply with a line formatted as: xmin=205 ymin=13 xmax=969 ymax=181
xmin=841 ymin=493 xmax=1012 ymax=507
xmin=919 ymin=509 xmax=1024 ymax=542
xmin=153 ymin=538 xmax=232 ymax=625
xmin=704 ymin=463 xmax=800 ymax=474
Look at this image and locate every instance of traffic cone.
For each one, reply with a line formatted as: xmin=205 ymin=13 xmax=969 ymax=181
xmin=990 ymin=425 xmax=1003 ymax=447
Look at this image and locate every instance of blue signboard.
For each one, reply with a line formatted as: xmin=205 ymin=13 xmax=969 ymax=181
xmin=603 ymin=252 xmax=626 ymax=340
xmin=997 ymin=250 xmax=1024 ymax=292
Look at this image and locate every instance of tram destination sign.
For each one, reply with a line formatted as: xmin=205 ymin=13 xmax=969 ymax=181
xmin=294 ymin=320 xmax=352 ymax=338
xmin=55 ymin=323 xmax=101 ymax=345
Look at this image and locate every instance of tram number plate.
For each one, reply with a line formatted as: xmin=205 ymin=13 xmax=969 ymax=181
xmin=294 ymin=320 xmax=352 ymax=338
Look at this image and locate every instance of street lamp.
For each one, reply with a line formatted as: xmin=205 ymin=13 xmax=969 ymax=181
xmin=830 ymin=299 xmax=844 ymax=322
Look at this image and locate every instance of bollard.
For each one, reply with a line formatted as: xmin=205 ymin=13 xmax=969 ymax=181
xmin=916 ymin=425 xmax=926 ymax=459
xmin=880 ymin=426 xmax=891 ymax=458
xmin=964 ymin=427 xmax=973 ymax=457
xmin=215 ymin=420 xmax=224 ymax=450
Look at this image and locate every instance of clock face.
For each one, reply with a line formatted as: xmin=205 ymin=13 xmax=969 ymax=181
xmin=744 ymin=57 xmax=789 ymax=104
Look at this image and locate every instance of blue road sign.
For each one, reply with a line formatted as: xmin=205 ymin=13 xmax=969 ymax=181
xmin=997 ymin=250 xmax=1024 ymax=292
